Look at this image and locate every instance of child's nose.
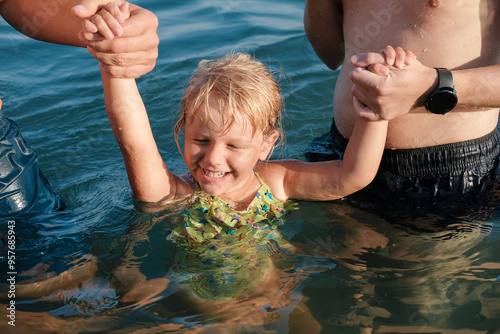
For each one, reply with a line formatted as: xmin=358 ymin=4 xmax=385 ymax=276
xmin=204 ymin=144 xmax=224 ymax=165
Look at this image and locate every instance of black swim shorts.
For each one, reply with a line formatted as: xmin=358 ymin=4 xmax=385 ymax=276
xmin=305 ymin=119 xmax=500 ymax=220
xmin=0 ymin=113 xmax=64 ymax=216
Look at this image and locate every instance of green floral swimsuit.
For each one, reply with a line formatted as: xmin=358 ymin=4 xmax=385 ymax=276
xmin=166 ymin=172 xmax=297 ymax=300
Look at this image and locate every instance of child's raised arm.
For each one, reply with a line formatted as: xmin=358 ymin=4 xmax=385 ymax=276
xmin=260 ymin=49 xmax=416 ymax=202
xmin=262 ymin=111 xmax=389 ymax=202
xmin=90 ymin=3 xmax=193 ymax=203
xmin=101 ymin=74 xmax=173 ymax=202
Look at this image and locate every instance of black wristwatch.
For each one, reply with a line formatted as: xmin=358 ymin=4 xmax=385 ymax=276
xmin=425 ymin=68 xmax=458 ymax=115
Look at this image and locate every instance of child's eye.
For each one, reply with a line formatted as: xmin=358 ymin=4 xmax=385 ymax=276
xmin=228 ymin=144 xmax=242 ymax=150
xmin=194 ymin=139 xmax=209 ymax=144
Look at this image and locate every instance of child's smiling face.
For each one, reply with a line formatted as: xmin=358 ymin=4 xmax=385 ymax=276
xmin=183 ymin=102 xmax=278 ymax=199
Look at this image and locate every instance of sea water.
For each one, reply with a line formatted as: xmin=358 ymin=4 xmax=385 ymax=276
xmin=1 ymin=1 xmax=500 ymax=333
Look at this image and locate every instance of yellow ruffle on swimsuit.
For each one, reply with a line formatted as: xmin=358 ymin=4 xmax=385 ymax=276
xmin=166 ymin=172 xmax=297 ymax=300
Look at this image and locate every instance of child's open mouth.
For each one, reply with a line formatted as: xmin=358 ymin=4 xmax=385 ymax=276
xmin=202 ymin=168 xmax=229 ymax=179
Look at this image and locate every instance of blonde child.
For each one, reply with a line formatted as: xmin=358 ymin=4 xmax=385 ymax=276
xmin=91 ymin=4 xmax=392 ymax=207
xmin=85 ymin=2 xmax=406 ymax=302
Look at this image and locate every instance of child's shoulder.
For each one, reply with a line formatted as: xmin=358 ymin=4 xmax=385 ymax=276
xmin=255 ymin=161 xmax=290 ymax=202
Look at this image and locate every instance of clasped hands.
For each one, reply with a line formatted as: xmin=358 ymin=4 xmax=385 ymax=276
xmin=72 ymin=0 xmax=159 ymax=78
xmin=350 ymin=46 xmax=437 ymax=121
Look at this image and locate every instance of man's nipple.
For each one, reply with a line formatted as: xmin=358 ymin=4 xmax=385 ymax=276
xmin=429 ymin=0 xmax=440 ymax=8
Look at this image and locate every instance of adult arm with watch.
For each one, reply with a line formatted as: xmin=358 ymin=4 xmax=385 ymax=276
xmin=303 ymin=1 xmax=500 ymax=217
xmin=350 ymin=49 xmax=500 ymax=118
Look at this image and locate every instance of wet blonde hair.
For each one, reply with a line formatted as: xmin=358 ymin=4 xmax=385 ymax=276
xmin=174 ymin=53 xmax=283 ymax=150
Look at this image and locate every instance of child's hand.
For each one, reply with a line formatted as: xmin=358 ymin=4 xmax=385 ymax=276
xmin=352 ymin=96 xmax=384 ymax=122
xmin=81 ymin=2 xmax=130 ymax=41
xmin=378 ymin=45 xmax=416 ymax=70
xmin=350 ymin=45 xmax=417 ymax=75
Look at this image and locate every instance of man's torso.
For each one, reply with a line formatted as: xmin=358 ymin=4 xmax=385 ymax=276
xmin=335 ymin=0 xmax=500 ymax=148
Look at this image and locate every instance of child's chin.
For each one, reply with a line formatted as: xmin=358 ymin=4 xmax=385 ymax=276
xmin=201 ymin=186 xmax=225 ymax=197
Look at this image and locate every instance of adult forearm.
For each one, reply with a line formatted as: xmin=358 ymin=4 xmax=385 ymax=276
xmin=351 ymin=51 xmax=500 ymax=115
xmin=1 ymin=0 xmax=159 ymax=78
xmin=0 ymin=0 xmax=123 ymax=47
xmin=1 ymin=0 xmax=99 ymax=47
xmin=453 ymin=65 xmax=500 ymax=109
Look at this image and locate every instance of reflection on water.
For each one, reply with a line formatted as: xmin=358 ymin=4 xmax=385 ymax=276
xmin=1 ymin=196 xmax=500 ymax=333
xmin=294 ymin=201 xmax=500 ymax=333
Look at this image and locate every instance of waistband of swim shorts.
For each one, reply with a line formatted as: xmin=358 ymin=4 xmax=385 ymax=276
xmin=330 ymin=119 xmax=500 ymax=177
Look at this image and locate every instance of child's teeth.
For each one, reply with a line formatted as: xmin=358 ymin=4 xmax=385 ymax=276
xmin=206 ymin=169 xmax=226 ymax=178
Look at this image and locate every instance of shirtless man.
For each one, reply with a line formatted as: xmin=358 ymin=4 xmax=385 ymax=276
xmin=0 ymin=0 xmax=158 ymax=214
xmin=304 ymin=0 xmax=500 ymax=215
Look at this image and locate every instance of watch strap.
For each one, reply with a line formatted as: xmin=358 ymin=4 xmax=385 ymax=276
xmin=435 ymin=67 xmax=454 ymax=89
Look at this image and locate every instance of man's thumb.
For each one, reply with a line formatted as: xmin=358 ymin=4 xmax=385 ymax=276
xmin=71 ymin=0 xmax=100 ymax=18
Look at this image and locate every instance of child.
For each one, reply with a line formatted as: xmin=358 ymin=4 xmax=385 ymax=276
xmin=92 ymin=4 xmax=391 ymax=207
xmin=86 ymin=3 xmax=406 ymax=303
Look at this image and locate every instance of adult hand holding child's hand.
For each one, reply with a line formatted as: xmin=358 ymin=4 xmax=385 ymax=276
xmin=350 ymin=46 xmax=436 ymax=121
xmin=73 ymin=0 xmax=159 ymax=78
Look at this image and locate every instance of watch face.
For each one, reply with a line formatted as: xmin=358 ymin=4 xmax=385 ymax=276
xmin=426 ymin=90 xmax=458 ymax=115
